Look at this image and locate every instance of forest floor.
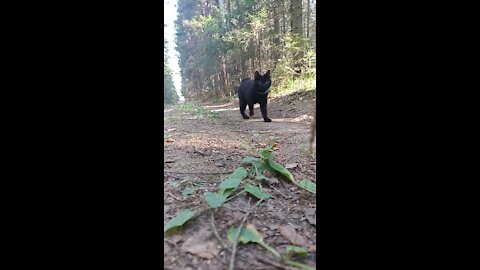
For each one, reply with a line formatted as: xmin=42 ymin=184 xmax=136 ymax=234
xmin=164 ymin=90 xmax=316 ymax=270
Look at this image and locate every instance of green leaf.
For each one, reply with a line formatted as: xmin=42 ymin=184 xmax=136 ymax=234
xmin=268 ymin=136 xmax=279 ymax=142
xmin=297 ymin=179 xmax=316 ymax=194
xmin=251 ymin=160 xmax=271 ymax=182
xmin=255 ymin=173 xmax=270 ymax=182
xmin=227 ymin=225 xmax=281 ymax=259
xmin=219 ymin=167 xmax=248 ymax=195
xmin=242 ymin=156 xmax=259 ymax=164
xmin=222 ymin=189 xmax=235 ymax=198
xmin=284 ymin=260 xmax=316 ymax=270
xmin=182 ymin=187 xmax=195 ymax=196
xmin=204 ymin=192 xmax=226 ymax=208
xmin=164 ymin=209 xmax=198 ymax=233
xmin=227 ymin=225 xmax=263 ymax=244
xmin=259 ymin=147 xmax=273 ymax=160
xmin=266 ymin=159 xmax=294 ymax=181
xmin=285 ymin=245 xmax=309 ymax=258
xmin=244 ymin=183 xmax=272 ymax=200
xmin=227 ymin=167 xmax=249 ymax=181
xmin=220 ymin=177 xmax=242 ymax=195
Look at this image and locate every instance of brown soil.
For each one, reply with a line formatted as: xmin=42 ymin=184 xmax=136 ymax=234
xmin=164 ymin=91 xmax=316 ymax=270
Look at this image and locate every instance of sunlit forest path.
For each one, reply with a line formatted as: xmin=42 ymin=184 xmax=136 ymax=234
xmin=164 ymin=90 xmax=316 ymax=270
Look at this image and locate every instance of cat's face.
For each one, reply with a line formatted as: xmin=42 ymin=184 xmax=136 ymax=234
xmin=254 ymin=70 xmax=272 ymax=95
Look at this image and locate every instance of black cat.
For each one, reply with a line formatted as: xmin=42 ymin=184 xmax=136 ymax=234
xmin=237 ymin=70 xmax=272 ymax=122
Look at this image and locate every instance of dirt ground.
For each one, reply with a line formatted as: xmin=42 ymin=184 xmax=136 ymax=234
xmin=164 ymin=91 xmax=316 ymax=270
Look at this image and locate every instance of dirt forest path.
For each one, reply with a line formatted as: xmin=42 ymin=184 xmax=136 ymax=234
xmin=164 ymin=91 xmax=316 ymax=270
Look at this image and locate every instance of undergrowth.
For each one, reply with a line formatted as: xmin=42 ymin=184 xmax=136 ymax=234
xmin=270 ymin=75 xmax=316 ymax=98
xmin=164 ymin=145 xmax=316 ymax=270
xmin=177 ymin=102 xmax=219 ymax=119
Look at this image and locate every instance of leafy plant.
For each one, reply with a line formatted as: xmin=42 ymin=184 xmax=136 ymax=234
xmin=204 ymin=192 xmax=227 ymax=208
xmin=244 ymin=183 xmax=271 ymax=200
xmin=182 ymin=186 xmax=195 ymax=196
xmin=298 ymin=179 xmax=316 ymax=194
xmin=227 ymin=225 xmax=316 ymax=270
xmin=219 ymin=167 xmax=248 ymax=196
xmin=164 ymin=209 xmax=198 ymax=233
xmin=165 ymin=146 xmax=313 ymax=234
xmin=227 ymin=224 xmax=281 ymax=259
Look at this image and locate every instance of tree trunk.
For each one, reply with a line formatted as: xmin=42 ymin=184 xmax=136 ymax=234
xmin=273 ymin=0 xmax=280 ymax=66
xmin=221 ymin=57 xmax=229 ymax=96
xmin=290 ymin=0 xmax=303 ymax=75
xmin=306 ymin=0 xmax=310 ymax=39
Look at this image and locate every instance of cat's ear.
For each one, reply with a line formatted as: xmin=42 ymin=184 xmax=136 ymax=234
xmin=254 ymin=71 xmax=260 ymax=79
xmin=265 ymin=70 xmax=271 ymax=77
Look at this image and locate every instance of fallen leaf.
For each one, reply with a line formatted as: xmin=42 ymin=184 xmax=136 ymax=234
xmin=279 ymin=225 xmax=308 ymax=247
xmin=285 ymin=163 xmax=298 ymax=169
xmin=306 ymin=216 xmax=316 ymax=226
xmin=304 ymin=208 xmax=316 ymax=226
xmin=181 ymin=227 xmax=219 ymax=259
xmin=164 ymin=209 xmax=198 ymax=233
xmin=170 ymin=234 xmax=183 ymax=244
xmin=166 ymin=138 xmax=175 ymax=142
xmin=164 ymin=241 xmax=171 ymax=254
xmin=268 ymin=177 xmax=279 ymax=184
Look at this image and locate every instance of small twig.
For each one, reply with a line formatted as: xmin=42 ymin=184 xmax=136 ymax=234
xmin=282 ymin=133 xmax=299 ymax=143
xmin=211 ymin=210 xmax=228 ymax=250
xmin=164 ymin=170 xmax=233 ymax=175
xmin=224 ymin=190 xmax=246 ymax=204
xmin=164 ymin=173 xmax=184 ymax=180
xmin=228 ymin=197 xmax=264 ymax=270
xmin=271 ymin=185 xmax=290 ymax=200
xmin=165 ymin=192 xmax=182 ymax=201
xmin=166 ymin=201 xmax=198 ymax=212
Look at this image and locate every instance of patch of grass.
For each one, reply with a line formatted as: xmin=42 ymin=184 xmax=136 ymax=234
xmin=270 ymin=75 xmax=316 ymax=98
xmin=176 ymin=102 xmax=219 ymax=119
xmin=211 ymin=95 xmax=237 ymax=104
xmin=300 ymin=146 xmax=316 ymax=159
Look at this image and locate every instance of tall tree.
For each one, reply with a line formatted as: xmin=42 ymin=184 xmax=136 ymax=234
xmin=290 ymin=0 xmax=303 ymax=74
xmin=164 ymin=38 xmax=179 ymax=104
xmin=174 ymin=0 xmax=315 ymax=100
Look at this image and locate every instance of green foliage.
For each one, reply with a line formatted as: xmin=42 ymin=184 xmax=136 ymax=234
xmin=227 ymin=225 xmax=281 ymax=259
xmin=165 ymin=147 xmax=314 ymax=233
xmin=164 ymin=37 xmax=179 ymax=104
xmin=266 ymin=158 xmax=294 ymax=182
xmin=164 ymin=144 xmax=316 ymax=268
xmin=204 ymin=192 xmax=227 ymax=208
xmin=164 ymin=209 xmax=198 ymax=233
xmin=258 ymin=146 xmax=294 ymax=181
xmin=182 ymin=186 xmax=195 ymax=196
xmin=177 ymin=102 xmax=219 ymax=119
xmin=226 ymin=225 xmax=315 ymax=269
xmin=164 ymin=62 xmax=179 ymax=104
xmin=244 ymin=183 xmax=272 ymax=200
xmin=175 ymin=0 xmax=316 ymax=100
xmin=219 ymin=167 xmax=248 ymax=195
xmin=297 ymin=179 xmax=316 ymax=194
xmin=285 ymin=245 xmax=309 ymax=258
